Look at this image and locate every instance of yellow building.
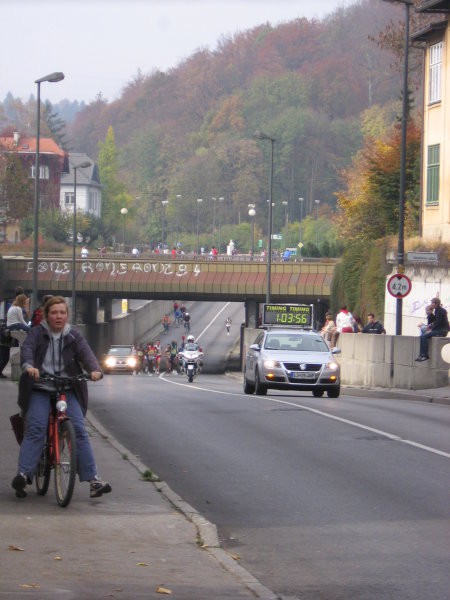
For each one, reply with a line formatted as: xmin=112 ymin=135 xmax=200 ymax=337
xmin=414 ymin=0 xmax=450 ymax=242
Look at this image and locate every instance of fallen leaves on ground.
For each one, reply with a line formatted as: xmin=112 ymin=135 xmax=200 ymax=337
xmin=156 ymin=586 xmax=172 ymax=594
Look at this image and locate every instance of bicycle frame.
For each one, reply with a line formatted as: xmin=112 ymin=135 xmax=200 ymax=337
xmin=35 ymin=374 xmax=88 ymax=507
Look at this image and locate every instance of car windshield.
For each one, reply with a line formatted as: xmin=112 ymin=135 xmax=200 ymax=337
xmin=264 ymin=333 xmax=329 ymax=352
xmin=108 ymin=347 xmax=131 ymax=355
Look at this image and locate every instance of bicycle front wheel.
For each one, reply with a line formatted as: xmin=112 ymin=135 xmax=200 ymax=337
xmin=35 ymin=435 xmax=51 ymax=496
xmin=54 ymin=419 xmax=77 ymax=507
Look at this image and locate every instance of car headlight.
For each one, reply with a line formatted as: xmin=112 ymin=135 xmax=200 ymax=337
xmin=326 ymin=361 xmax=339 ymax=371
xmin=105 ymin=357 xmax=116 ymax=367
xmin=264 ymin=360 xmax=282 ymax=369
xmin=127 ymin=356 xmax=137 ymax=368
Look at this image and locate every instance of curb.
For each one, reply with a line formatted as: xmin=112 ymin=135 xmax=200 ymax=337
xmin=86 ymin=411 xmax=279 ymax=600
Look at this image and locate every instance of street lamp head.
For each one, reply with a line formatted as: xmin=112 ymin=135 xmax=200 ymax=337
xmin=299 ymin=197 xmax=304 ymax=202
xmin=120 ymin=207 xmax=128 ymax=216
xmin=74 ymin=161 xmax=91 ymax=170
xmin=254 ymin=130 xmax=276 ymax=142
xmin=197 ymin=198 xmax=203 ymax=203
xmin=35 ymin=72 xmax=65 ymax=84
xmin=248 ymin=208 xmax=256 ymax=217
xmin=161 ymin=200 xmax=169 ymax=206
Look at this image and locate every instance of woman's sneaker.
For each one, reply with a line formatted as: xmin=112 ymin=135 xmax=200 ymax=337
xmin=90 ymin=476 xmax=112 ymax=498
xmin=12 ymin=473 xmax=28 ymax=498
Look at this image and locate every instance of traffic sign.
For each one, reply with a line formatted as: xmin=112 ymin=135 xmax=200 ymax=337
xmin=387 ymin=273 xmax=412 ymax=298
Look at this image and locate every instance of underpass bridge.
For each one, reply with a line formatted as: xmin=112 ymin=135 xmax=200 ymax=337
xmin=2 ymin=255 xmax=337 ymax=327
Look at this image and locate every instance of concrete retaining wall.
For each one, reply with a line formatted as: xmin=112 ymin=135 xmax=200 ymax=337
xmin=339 ymin=333 xmax=450 ymax=389
xmin=77 ymin=300 xmax=167 ymax=358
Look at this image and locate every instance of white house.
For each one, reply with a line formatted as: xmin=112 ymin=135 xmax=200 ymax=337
xmin=60 ymin=153 xmax=102 ymax=218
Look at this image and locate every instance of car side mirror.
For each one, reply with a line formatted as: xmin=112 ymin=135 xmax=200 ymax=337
xmin=250 ymin=343 xmax=260 ymax=351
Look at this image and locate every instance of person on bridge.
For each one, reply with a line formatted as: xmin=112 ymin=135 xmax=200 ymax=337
xmin=416 ymin=297 xmax=449 ymax=362
xmin=11 ymin=296 xmax=111 ymax=500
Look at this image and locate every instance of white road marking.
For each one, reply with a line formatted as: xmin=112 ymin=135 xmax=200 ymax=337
xmin=160 ymin=376 xmax=450 ymax=459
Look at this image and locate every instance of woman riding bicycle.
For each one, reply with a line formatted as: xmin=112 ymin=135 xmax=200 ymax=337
xmin=12 ymin=296 xmax=111 ymax=500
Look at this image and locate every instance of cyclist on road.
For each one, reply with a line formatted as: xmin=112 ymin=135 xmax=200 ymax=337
xmin=162 ymin=314 xmax=170 ymax=334
xmin=12 ymin=296 xmax=111 ymax=500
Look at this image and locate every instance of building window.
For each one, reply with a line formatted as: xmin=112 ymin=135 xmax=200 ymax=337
xmin=88 ymin=189 xmax=99 ymax=214
xmin=429 ymin=42 xmax=442 ymax=104
xmin=426 ymin=144 xmax=440 ymax=205
xmin=64 ymin=192 xmax=75 ymax=206
xmin=30 ymin=165 xmax=50 ymax=180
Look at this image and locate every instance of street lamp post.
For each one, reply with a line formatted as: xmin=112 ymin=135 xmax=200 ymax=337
xmin=120 ymin=207 xmax=128 ymax=252
xmin=381 ymin=0 xmax=412 ymax=335
xmin=196 ymin=198 xmax=203 ymax=255
xmin=31 ymin=71 xmax=64 ymax=313
xmin=282 ymin=200 xmax=289 ymax=228
xmin=298 ymin=198 xmax=304 ymax=256
xmin=255 ymin=131 xmax=275 ymax=304
xmin=175 ymin=194 xmax=182 ymax=247
xmin=161 ymin=200 xmax=169 ymax=252
xmin=71 ymin=160 xmax=91 ymax=323
xmin=217 ymin=197 xmax=224 ymax=253
xmin=314 ymin=199 xmax=320 ymax=249
xmin=248 ymin=204 xmax=256 ymax=260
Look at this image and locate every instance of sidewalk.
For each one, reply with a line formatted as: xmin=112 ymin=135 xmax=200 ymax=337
xmin=0 ymin=376 xmax=275 ymax=600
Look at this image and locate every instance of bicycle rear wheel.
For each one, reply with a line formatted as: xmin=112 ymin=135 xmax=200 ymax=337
xmin=54 ymin=419 xmax=77 ymax=507
xmin=35 ymin=436 xmax=51 ymax=496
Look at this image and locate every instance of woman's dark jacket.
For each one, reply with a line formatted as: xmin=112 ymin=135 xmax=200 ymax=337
xmin=18 ymin=325 xmax=101 ymax=415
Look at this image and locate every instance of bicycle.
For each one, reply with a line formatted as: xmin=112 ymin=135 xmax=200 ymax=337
xmin=35 ymin=373 xmax=91 ymax=507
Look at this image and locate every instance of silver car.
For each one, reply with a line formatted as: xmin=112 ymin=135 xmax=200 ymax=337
xmin=244 ymin=328 xmax=340 ymax=398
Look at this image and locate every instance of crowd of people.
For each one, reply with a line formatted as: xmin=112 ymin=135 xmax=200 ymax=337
xmin=320 ymin=305 xmax=386 ymax=348
xmin=319 ymin=301 xmax=449 ymax=358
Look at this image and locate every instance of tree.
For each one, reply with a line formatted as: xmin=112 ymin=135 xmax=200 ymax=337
xmin=0 ymin=153 xmax=33 ymax=220
xmin=43 ymin=100 xmax=69 ymax=150
xmin=97 ymin=126 xmax=133 ymax=240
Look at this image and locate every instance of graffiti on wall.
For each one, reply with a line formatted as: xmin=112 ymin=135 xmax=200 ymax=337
xmin=25 ymin=261 xmax=201 ymax=278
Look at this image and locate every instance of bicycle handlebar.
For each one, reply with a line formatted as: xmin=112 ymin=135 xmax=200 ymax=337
xmin=38 ymin=372 xmax=102 ymax=383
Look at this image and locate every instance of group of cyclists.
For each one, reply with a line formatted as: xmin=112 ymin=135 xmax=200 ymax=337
xmin=162 ymin=302 xmax=191 ymax=333
xmin=131 ymin=334 xmax=201 ymax=376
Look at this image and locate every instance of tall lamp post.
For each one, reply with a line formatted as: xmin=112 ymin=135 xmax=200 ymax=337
xmin=255 ymin=131 xmax=275 ymax=304
xmin=71 ymin=160 xmax=91 ymax=323
xmin=161 ymin=200 xmax=169 ymax=251
xmin=314 ymin=199 xmax=320 ymax=249
xmin=196 ymin=198 xmax=203 ymax=255
xmin=120 ymin=207 xmax=128 ymax=252
xmin=31 ymin=71 xmax=64 ymax=313
xmin=381 ymin=0 xmax=412 ymax=335
xmin=298 ymin=197 xmax=304 ymax=253
xmin=248 ymin=204 xmax=256 ymax=260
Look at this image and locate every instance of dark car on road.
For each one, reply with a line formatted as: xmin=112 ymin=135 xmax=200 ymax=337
xmin=244 ymin=328 xmax=341 ymax=398
xmin=102 ymin=345 xmax=137 ymax=374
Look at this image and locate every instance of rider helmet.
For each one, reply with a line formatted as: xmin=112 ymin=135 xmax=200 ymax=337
xmin=187 ymin=334 xmax=195 ymax=343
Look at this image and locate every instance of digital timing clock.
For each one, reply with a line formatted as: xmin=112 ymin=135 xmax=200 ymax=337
xmin=263 ymin=304 xmax=313 ymax=327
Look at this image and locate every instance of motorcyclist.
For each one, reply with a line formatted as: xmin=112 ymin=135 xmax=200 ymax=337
xmin=178 ymin=334 xmax=203 ymax=374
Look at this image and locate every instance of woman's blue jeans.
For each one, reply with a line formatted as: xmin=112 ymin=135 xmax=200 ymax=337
xmin=18 ymin=390 xmax=97 ymax=482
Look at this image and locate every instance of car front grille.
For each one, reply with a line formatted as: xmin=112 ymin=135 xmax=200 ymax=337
xmin=283 ymin=362 xmax=322 ymax=372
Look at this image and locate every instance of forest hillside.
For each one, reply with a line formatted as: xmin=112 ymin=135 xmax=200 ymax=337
xmin=66 ymin=0 xmax=411 ymax=237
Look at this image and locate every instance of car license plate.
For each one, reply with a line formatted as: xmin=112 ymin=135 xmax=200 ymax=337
xmin=290 ymin=371 xmax=316 ymax=379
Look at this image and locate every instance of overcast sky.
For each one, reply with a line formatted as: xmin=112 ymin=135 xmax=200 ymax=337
xmin=1 ymin=0 xmax=354 ymax=104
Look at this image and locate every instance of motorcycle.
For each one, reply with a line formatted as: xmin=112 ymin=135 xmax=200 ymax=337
xmin=178 ymin=347 xmax=204 ymax=382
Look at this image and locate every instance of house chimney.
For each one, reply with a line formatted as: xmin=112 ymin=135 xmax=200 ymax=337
xmin=13 ymin=131 xmax=20 ymax=146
